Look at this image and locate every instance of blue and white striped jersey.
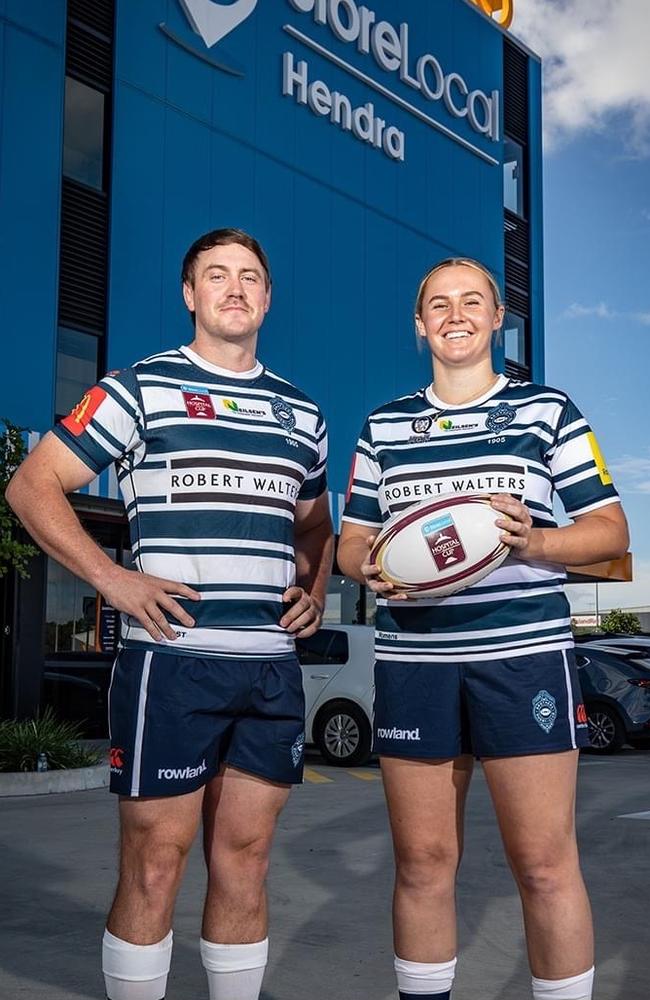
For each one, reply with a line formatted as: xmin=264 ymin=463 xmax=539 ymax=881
xmin=343 ymin=375 xmax=619 ymax=662
xmin=54 ymin=346 xmax=328 ymax=658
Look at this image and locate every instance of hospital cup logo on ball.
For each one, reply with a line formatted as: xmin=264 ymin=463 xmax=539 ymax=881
xmin=370 ymin=493 xmax=509 ymax=598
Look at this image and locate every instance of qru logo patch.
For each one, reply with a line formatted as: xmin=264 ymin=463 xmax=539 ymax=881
xmin=532 ymin=690 xmax=557 ymax=734
xmin=179 ymin=0 xmax=258 ymax=49
xmin=291 ymin=732 xmax=305 ymax=768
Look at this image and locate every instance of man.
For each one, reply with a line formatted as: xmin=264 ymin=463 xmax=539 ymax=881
xmin=7 ymin=228 xmax=334 ymax=1000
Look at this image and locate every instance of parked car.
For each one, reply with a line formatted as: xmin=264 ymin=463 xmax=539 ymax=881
xmin=296 ymin=625 xmax=374 ymax=766
xmin=574 ymin=633 xmax=650 ymax=656
xmin=576 ymin=645 xmax=650 ymax=753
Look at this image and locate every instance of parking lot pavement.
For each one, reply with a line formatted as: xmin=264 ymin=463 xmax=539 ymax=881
xmin=1 ymin=749 xmax=649 ymax=1000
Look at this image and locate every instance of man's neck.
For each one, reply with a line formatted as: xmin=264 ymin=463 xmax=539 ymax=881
xmin=431 ymin=363 xmax=499 ymax=406
xmin=188 ymin=331 xmax=259 ymax=373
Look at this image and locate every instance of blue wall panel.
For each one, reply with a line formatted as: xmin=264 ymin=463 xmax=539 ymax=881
xmin=0 ymin=15 xmax=64 ymax=430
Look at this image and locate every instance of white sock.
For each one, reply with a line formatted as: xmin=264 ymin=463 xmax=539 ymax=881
xmin=102 ymin=929 xmax=172 ymax=1000
xmin=532 ymin=967 xmax=595 ymax=1000
xmin=200 ymin=938 xmax=268 ymax=1000
xmin=394 ymin=955 xmax=457 ymax=995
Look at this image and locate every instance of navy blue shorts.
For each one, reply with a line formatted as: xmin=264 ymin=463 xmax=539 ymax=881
xmin=108 ymin=649 xmax=306 ymax=797
xmin=373 ymin=649 xmax=590 ymax=759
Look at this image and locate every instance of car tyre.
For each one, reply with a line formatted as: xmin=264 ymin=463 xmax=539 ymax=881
xmin=585 ymin=702 xmax=626 ymax=753
xmin=313 ymin=699 xmax=372 ymax=767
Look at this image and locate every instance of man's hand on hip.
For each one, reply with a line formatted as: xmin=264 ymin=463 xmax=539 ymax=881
xmin=103 ymin=567 xmax=201 ymax=642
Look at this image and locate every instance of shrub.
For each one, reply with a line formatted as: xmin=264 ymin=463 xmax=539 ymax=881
xmin=600 ymin=609 xmax=642 ymax=635
xmin=0 ymin=707 xmax=103 ymax=772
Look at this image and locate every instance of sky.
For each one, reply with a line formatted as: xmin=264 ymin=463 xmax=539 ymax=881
xmin=511 ymin=0 xmax=650 ymax=615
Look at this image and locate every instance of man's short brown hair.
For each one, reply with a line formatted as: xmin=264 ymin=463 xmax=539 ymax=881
xmin=181 ymin=228 xmax=272 ymax=290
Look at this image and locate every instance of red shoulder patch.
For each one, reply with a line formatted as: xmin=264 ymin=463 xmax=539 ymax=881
xmin=61 ymin=385 xmax=107 ymax=437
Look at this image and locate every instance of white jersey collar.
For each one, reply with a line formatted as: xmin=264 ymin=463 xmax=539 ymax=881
xmin=180 ymin=344 xmax=263 ymax=380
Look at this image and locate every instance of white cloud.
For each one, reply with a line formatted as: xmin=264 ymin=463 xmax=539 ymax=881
xmin=561 ymin=303 xmax=650 ymax=325
xmin=609 ymin=452 xmax=650 ymax=494
xmin=513 ymin=0 xmax=650 ymax=152
xmin=563 ymin=302 xmax=616 ymax=320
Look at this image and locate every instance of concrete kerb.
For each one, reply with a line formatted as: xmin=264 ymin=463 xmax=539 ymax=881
xmin=0 ymin=763 xmax=109 ymax=797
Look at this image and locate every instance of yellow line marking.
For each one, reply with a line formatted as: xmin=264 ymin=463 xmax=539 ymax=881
xmin=347 ymin=769 xmax=381 ymax=781
xmin=303 ymin=767 xmax=334 ymax=784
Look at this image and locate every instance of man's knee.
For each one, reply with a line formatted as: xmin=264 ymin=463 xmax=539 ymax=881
xmin=394 ymin=840 xmax=460 ymax=895
xmin=120 ymin=837 xmax=191 ymax=899
xmin=507 ymin=846 xmax=579 ymax=898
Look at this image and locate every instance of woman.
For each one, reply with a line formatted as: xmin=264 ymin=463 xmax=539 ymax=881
xmin=337 ymin=258 xmax=628 ymax=1000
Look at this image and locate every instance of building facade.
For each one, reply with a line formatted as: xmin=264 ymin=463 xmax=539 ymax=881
xmin=0 ymin=0 xmax=543 ymax=722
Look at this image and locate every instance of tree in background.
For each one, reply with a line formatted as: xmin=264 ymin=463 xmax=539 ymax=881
xmin=0 ymin=419 xmax=38 ymax=578
xmin=600 ymin=608 xmax=642 ymax=635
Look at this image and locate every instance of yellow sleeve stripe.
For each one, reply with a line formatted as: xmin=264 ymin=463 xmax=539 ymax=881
xmin=587 ymin=432 xmax=613 ymax=486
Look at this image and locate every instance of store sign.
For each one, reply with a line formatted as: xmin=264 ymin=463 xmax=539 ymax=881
xmin=284 ymin=0 xmax=500 ymax=165
xmin=164 ymin=0 xmax=501 ymax=166
xmin=178 ymin=0 xmax=258 ymax=48
xmin=469 ymin=0 xmax=514 ymax=30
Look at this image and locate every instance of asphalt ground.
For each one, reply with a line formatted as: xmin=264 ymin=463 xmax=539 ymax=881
xmin=1 ymin=749 xmax=649 ymax=1000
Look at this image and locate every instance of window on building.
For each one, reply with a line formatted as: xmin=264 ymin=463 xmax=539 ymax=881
xmin=503 ymin=310 xmax=528 ymax=368
xmin=45 ymin=548 xmax=116 ymax=655
xmin=55 ymin=327 xmax=100 ymax=419
xmin=503 ymin=137 xmax=525 ymax=217
xmin=62 ymin=76 xmax=105 ymax=190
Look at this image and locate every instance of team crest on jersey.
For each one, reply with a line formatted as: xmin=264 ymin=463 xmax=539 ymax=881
xmin=291 ymin=731 xmax=305 ymax=767
xmin=486 ymin=402 xmax=516 ymax=434
xmin=532 ymin=690 xmax=557 ymax=733
xmin=270 ymin=396 xmax=296 ymax=433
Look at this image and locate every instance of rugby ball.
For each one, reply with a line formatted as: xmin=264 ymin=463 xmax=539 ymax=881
xmin=370 ymin=493 xmax=509 ymax=598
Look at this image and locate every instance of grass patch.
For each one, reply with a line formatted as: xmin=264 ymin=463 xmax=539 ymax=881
xmin=0 ymin=708 xmax=103 ymax=772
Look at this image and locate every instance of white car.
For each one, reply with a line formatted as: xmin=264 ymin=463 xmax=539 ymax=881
xmin=296 ymin=625 xmax=375 ymax=766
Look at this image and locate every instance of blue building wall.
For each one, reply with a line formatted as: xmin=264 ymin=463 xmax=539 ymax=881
xmin=0 ymin=0 xmax=542 ymax=502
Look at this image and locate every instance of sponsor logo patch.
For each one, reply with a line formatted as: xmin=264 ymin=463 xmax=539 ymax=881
xmin=181 ymin=385 xmax=216 ymax=419
xmin=576 ymin=703 xmax=588 ymax=727
xmin=61 ymin=386 xmax=107 ymax=436
xmin=486 ymin=401 xmax=516 ymax=433
xmin=587 ymin=432 xmax=613 ymax=486
xmin=376 ymin=727 xmax=421 ymax=741
xmin=157 ymin=758 xmax=208 ymax=781
xmin=532 ymin=690 xmax=557 ymax=733
xmin=291 ymin=732 xmax=305 ymax=767
xmin=109 ymin=747 xmax=125 ymax=772
xmin=221 ymin=398 xmax=265 ymax=416
xmin=422 ymin=513 xmax=467 ymax=570
xmin=270 ymin=396 xmax=296 ymax=433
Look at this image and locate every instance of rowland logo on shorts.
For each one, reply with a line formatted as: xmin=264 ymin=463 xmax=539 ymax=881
xmin=158 ymin=759 xmax=208 ymax=781
xmin=377 ymin=726 xmax=421 ymax=741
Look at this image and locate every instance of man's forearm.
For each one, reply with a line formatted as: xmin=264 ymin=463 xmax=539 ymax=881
xmin=7 ymin=470 xmax=121 ymax=593
xmin=295 ymin=521 xmax=335 ymax=609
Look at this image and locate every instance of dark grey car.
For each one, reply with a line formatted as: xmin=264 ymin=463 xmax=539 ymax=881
xmin=576 ymin=644 xmax=650 ymax=752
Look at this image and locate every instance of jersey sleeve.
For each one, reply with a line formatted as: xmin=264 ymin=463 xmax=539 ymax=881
xmin=298 ymin=411 xmax=328 ymax=500
xmin=52 ymin=368 xmax=144 ymax=474
xmin=546 ymin=394 xmax=619 ymax=517
xmin=342 ymin=418 xmax=383 ymax=528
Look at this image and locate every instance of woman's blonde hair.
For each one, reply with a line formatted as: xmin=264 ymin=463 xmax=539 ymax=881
xmin=415 ymin=257 xmax=503 ymax=318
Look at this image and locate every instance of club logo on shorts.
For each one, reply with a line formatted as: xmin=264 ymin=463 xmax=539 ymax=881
xmin=486 ymin=402 xmax=516 ymax=434
xmin=532 ymin=690 xmax=557 ymax=733
xmin=270 ymin=396 xmax=296 ymax=434
xmin=422 ymin=513 xmax=467 ymax=570
xmin=110 ymin=747 xmax=125 ymax=773
xmin=411 ymin=415 xmax=433 ymax=436
xmin=291 ymin=732 xmax=305 ymax=767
